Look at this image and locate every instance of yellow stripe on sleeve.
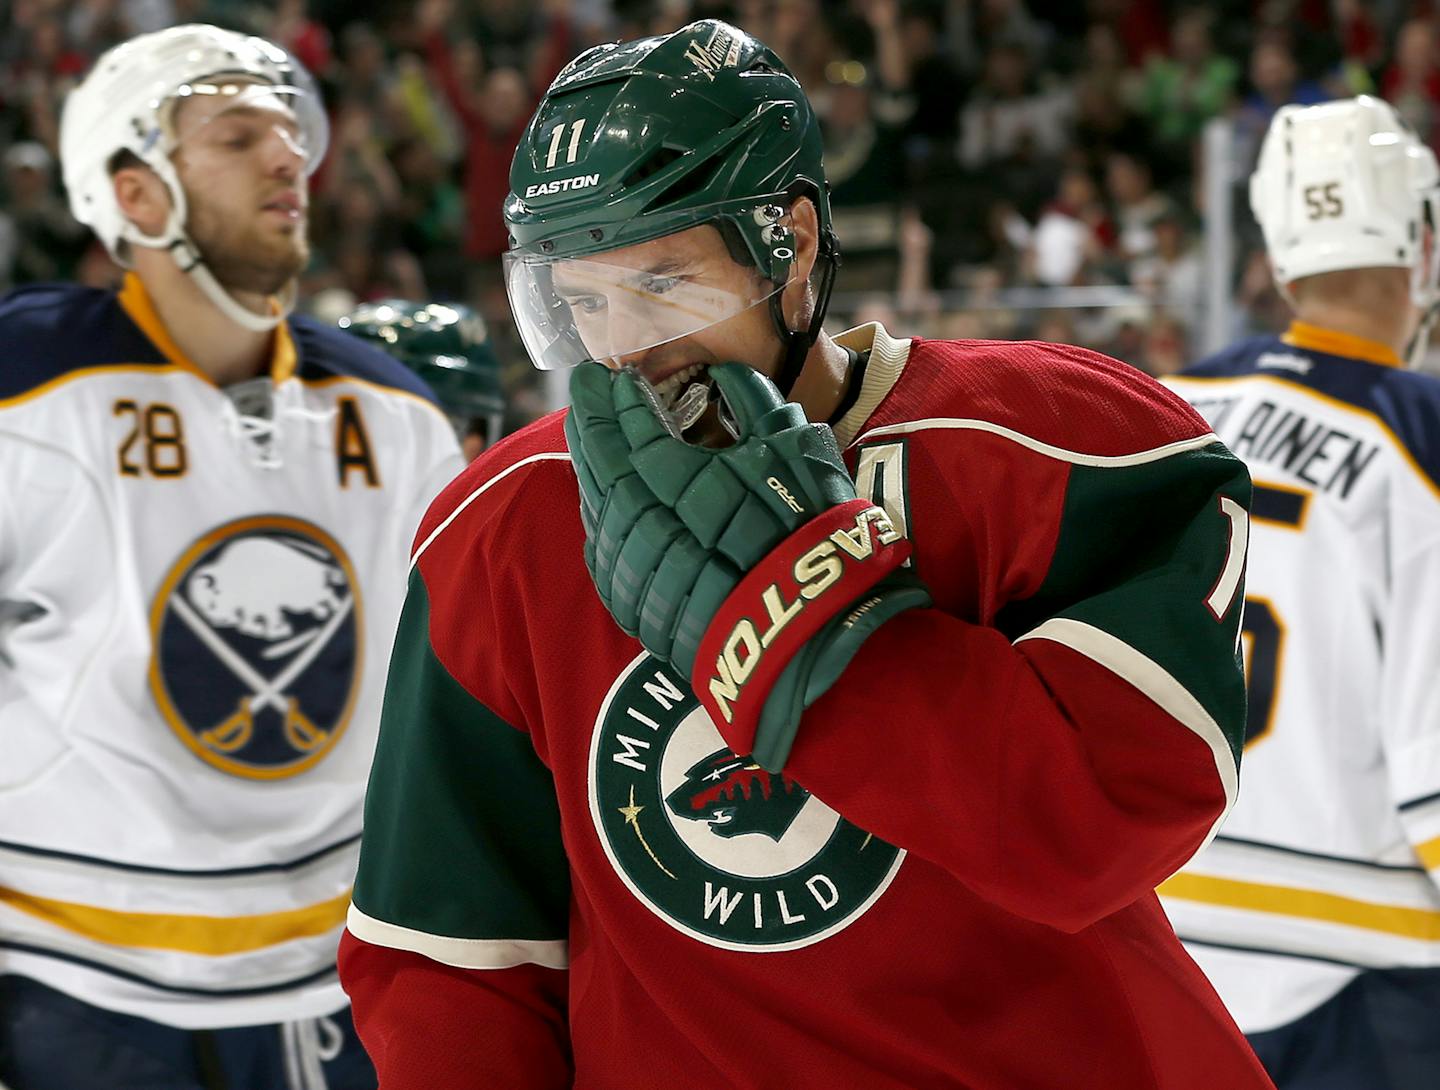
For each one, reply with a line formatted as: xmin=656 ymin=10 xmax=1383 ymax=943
xmin=1416 ymin=835 xmax=1440 ymax=872
xmin=0 ymin=886 xmax=351 ymax=956
xmin=1158 ymin=872 xmax=1440 ymax=941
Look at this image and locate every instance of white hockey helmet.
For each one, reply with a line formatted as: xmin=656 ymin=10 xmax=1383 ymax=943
xmin=1250 ymin=96 xmax=1440 ymax=315
xmin=59 ymin=24 xmax=329 ymax=331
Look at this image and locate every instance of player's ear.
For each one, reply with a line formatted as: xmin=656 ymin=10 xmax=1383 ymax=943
xmin=781 ymin=196 xmax=820 ymax=331
xmin=112 ymin=161 xmax=172 ymax=238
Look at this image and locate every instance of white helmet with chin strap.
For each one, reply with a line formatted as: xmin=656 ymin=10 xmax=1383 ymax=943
xmin=1250 ymin=95 xmax=1440 ymax=366
xmin=59 ymin=24 xmax=329 ymax=332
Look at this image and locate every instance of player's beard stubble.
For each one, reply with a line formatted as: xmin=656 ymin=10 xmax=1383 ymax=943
xmin=186 ymin=192 xmax=309 ymax=297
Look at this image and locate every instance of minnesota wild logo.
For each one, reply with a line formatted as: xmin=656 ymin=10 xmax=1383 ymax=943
xmin=588 ymin=653 xmax=904 ymax=951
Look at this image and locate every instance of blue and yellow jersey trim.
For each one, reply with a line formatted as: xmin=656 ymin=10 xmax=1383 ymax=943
xmin=1280 ymin=320 xmax=1403 ymax=369
xmin=0 ymin=275 xmax=440 ymax=409
xmin=117 ymin=273 xmax=297 ymax=385
xmin=1176 ymin=321 xmax=1440 ymax=498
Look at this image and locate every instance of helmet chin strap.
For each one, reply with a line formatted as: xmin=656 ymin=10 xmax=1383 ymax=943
xmin=123 ymin=198 xmax=290 ymax=335
xmin=170 ymin=235 xmax=291 ymax=334
xmin=768 ymin=231 xmax=840 ymax=397
xmin=1405 ymin=301 xmax=1439 ymax=369
xmin=1406 ymin=199 xmax=1440 ymax=370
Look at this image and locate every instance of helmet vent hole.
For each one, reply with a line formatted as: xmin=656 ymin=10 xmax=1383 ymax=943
xmin=623 ymin=145 xmax=686 ymax=188
xmin=645 ymin=152 xmax=724 ymax=210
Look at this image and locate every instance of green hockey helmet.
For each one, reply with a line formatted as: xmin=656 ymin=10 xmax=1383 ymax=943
xmin=503 ymin=19 xmax=838 ymax=383
xmin=338 ymin=300 xmax=505 ymax=445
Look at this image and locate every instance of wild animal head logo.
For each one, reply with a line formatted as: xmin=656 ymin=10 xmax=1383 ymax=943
xmin=590 ymin=656 xmax=905 ymax=949
xmin=664 ymin=749 xmax=810 ymax=841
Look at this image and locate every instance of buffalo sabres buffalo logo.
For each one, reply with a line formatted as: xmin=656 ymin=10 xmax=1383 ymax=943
xmin=149 ymin=516 xmax=362 ymax=779
xmin=589 ymin=654 xmax=903 ymax=951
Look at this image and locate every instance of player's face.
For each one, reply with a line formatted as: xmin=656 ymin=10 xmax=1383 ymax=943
xmin=554 ymin=224 xmax=787 ymax=442
xmin=170 ymin=84 xmax=310 ymax=295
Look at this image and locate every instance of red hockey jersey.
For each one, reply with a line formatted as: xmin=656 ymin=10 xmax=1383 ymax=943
xmin=339 ymin=324 xmax=1274 ymax=1089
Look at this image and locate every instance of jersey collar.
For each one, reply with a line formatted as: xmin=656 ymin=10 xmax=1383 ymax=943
xmin=832 ymin=322 xmax=912 ymax=447
xmin=118 ymin=272 xmax=298 ymax=385
xmin=1281 ymin=319 xmax=1403 ymax=369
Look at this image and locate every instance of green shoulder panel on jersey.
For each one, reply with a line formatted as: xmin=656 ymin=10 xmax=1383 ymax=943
xmin=996 ymin=443 xmax=1252 ymax=766
xmin=352 ymin=569 xmax=569 ymax=947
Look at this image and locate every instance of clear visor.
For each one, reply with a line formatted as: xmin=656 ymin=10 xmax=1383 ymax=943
xmin=1415 ymin=186 xmax=1440 ymax=309
xmin=503 ymin=244 xmax=786 ymax=370
xmin=162 ymin=78 xmax=329 ymax=172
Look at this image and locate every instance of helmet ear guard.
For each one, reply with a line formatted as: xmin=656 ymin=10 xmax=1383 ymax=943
xmin=765 ymin=196 xmax=841 ymax=396
xmin=715 ymin=187 xmax=841 ymax=393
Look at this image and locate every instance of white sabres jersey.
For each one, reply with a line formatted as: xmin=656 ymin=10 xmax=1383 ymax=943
xmin=0 ymin=275 xmax=463 ymax=1028
xmin=1160 ymin=321 xmax=1440 ymax=1033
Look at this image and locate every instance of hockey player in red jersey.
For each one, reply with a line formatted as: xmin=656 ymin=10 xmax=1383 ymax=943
xmin=338 ymin=19 xmax=1275 ymax=1089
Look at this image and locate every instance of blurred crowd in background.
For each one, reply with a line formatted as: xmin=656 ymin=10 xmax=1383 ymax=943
xmin=0 ymin=0 xmax=1431 ymax=431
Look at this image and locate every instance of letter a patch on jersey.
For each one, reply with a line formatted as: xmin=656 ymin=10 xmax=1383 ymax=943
xmin=336 ymin=397 xmax=380 ymax=489
xmin=149 ymin=516 xmax=363 ymax=779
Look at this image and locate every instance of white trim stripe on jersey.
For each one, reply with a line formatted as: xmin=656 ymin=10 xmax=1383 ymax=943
xmin=345 ymin=902 xmax=569 ymax=971
xmin=1205 ymin=496 xmax=1249 ymax=620
xmin=853 ymin=419 xmax=1221 ymax=467
xmin=1166 ymin=908 xmax=1440 ymax=971
xmin=1015 ymin=617 xmax=1239 ymax=856
xmin=0 ymin=945 xmax=345 ymax=1029
xmin=411 ymin=451 xmax=571 ymax=567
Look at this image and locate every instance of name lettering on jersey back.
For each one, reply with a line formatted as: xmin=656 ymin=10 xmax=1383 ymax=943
xmin=1190 ymin=395 xmax=1380 ymax=500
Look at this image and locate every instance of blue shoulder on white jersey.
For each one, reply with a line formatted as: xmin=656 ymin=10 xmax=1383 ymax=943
xmin=1182 ymin=335 xmax=1440 ymax=497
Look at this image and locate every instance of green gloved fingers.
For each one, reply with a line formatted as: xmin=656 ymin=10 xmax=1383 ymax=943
xmin=566 ymin=360 xmax=931 ymax=765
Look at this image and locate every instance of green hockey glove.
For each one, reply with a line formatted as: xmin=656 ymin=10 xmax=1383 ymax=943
xmin=565 ymin=361 xmax=931 ymax=771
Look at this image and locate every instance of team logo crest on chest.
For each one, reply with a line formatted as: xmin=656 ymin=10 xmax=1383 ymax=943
xmin=148 ymin=516 xmax=362 ymax=779
xmin=589 ymin=654 xmax=903 ymax=951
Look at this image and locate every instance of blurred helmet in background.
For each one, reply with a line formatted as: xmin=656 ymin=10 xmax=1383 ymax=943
xmin=339 ymin=300 xmax=505 ymax=455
